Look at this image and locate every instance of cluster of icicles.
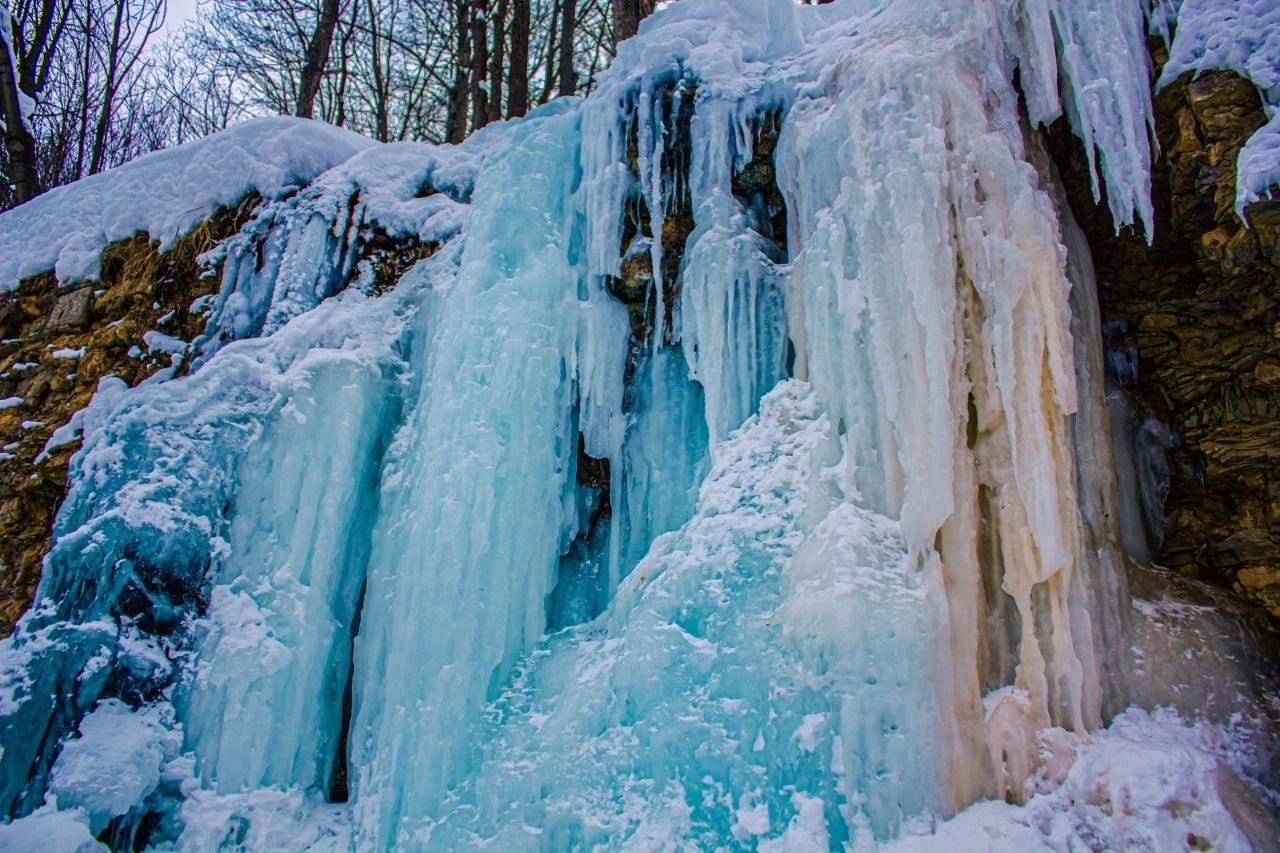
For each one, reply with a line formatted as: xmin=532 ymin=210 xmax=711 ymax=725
xmin=0 ymin=0 xmax=1192 ymax=848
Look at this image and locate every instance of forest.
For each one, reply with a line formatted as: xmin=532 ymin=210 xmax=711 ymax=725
xmin=0 ymin=0 xmax=660 ymax=209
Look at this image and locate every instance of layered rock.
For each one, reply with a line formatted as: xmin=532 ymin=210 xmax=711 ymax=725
xmin=1052 ymin=43 xmax=1280 ymax=619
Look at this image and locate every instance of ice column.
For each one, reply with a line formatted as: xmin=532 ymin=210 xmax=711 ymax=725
xmin=348 ymin=110 xmax=585 ymax=849
xmin=777 ymin=5 xmax=1126 ymax=811
xmin=178 ymin=353 xmax=402 ymax=795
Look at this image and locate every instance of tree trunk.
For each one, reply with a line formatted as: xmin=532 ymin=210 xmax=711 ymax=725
xmin=557 ymin=0 xmax=576 ymax=97
xmin=487 ymin=0 xmax=508 ymax=122
xmin=88 ymin=1 xmax=127 ymax=176
xmin=468 ymin=0 xmax=489 ymax=132
xmin=16 ymin=0 xmax=61 ymax=97
xmin=506 ymin=0 xmax=529 ymax=118
xmin=610 ymin=0 xmax=654 ymax=45
xmin=0 ymin=20 xmax=39 ymax=204
xmin=538 ymin=0 xmax=559 ymax=105
xmin=445 ymin=0 xmax=473 ymax=143
xmin=297 ymin=0 xmax=341 ymax=119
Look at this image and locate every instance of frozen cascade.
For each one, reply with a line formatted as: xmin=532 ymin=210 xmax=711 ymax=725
xmin=422 ymin=381 xmax=939 ymax=847
xmin=0 ymin=0 xmax=1267 ymax=849
xmin=347 ymin=109 xmax=588 ymax=848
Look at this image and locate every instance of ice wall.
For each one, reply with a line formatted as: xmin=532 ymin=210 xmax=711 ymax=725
xmin=0 ymin=0 xmax=1210 ymax=847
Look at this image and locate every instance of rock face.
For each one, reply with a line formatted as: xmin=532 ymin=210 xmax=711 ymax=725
xmin=1051 ymin=43 xmax=1280 ymax=619
xmin=0 ymin=206 xmax=252 ymax=636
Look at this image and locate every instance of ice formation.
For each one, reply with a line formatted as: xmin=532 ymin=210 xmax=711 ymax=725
xmin=0 ymin=0 xmax=1275 ymax=850
xmin=0 ymin=116 xmax=375 ymax=289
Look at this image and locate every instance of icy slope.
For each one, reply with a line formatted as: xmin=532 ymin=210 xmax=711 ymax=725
xmin=0 ymin=0 xmax=1273 ymax=850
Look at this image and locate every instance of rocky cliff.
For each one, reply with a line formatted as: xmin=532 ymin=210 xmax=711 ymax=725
xmin=0 ymin=205 xmax=252 ymax=636
xmin=1051 ymin=41 xmax=1280 ymax=620
xmin=2 ymin=47 xmax=1279 ymax=644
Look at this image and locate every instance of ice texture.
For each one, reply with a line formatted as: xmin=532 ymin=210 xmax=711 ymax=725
xmin=885 ymin=708 xmax=1258 ymax=852
xmin=416 ymin=382 xmax=940 ymax=848
xmin=0 ymin=0 xmax=1267 ymax=849
xmin=48 ymin=700 xmax=179 ymax=833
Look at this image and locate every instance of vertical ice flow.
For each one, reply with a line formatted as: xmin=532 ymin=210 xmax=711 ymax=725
xmin=0 ymin=0 xmax=1176 ymax=846
xmin=348 ymin=110 xmax=586 ymax=849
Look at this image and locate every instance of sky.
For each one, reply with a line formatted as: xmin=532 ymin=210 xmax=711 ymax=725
xmin=161 ymin=0 xmax=199 ymax=35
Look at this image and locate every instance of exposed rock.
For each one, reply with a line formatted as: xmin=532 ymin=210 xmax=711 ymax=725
xmin=606 ymin=237 xmax=653 ymax=305
xmin=45 ymin=288 xmax=95 ymax=333
xmin=1050 ymin=46 xmax=1280 ymax=620
xmin=0 ymin=205 xmax=255 ymax=637
xmin=355 ymin=229 xmax=438 ymax=296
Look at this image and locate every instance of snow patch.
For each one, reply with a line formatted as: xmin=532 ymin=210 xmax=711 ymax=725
xmin=0 ymin=116 xmax=374 ymax=289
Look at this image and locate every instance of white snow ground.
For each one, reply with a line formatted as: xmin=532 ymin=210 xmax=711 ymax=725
xmin=0 ymin=116 xmax=374 ymax=289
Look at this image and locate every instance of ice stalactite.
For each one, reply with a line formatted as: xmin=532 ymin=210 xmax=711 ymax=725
xmin=3 ymin=0 xmax=1265 ymax=848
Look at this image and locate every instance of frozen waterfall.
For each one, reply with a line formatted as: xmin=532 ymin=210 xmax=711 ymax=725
xmin=0 ymin=0 xmax=1267 ymax=849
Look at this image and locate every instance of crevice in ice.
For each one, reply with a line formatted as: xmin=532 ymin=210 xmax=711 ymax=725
xmin=547 ymin=435 xmax=614 ymax=630
xmin=730 ymin=110 xmax=789 ymax=264
xmin=976 ymin=484 xmax=1021 ymax=694
xmin=328 ymin=577 xmax=366 ymax=805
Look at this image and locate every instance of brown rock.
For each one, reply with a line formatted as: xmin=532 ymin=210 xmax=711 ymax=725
xmin=45 ymin=287 xmax=95 ymax=333
xmin=1138 ymin=312 xmax=1179 ymax=330
xmin=1254 ymin=360 xmax=1280 ymax=387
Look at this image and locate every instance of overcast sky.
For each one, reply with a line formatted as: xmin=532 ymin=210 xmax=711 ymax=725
xmin=162 ymin=0 xmax=199 ymax=34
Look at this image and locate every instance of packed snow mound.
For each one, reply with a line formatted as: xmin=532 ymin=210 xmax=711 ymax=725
xmin=887 ymin=708 xmax=1266 ymax=852
xmin=0 ymin=116 xmax=375 ymax=289
xmin=0 ymin=805 xmax=104 ymax=852
xmin=1157 ymin=0 xmax=1280 ymax=211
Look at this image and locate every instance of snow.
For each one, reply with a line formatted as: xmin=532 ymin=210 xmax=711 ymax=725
xmin=141 ymin=331 xmax=185 ymax=356
xmin=36 ymin=376 xmax=129 ymax=464
xmin=48 ymin=700 xmax=179 ymax=833
xmin=0 ymin=805 xmax=104 ymax=852
xmin=0 ymin=396 xmax=22 ymax=409
xmin=886 ymin=708 xmax=1257 ymax=853
xmin=0 ymin=116 xmax=375 ymax=290
xmin=1237 ymin=113 xmax=1280 ymax=211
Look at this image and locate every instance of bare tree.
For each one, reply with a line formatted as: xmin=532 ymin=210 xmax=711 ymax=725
xmin=507 ymin=0 xmax=529 ymax=117
xmin=298 ymin=0 xmax=341 ymax=118
xmin=556 ymin=0 xmax=575 ymax=97
xmin=468 ymin=0 xmax=489 ymax=131
xmin=609 ymin=0 xmax=651 ymax=44
xmin=1 ymin=6 xmax=40 ymax=203
xmin=88 ymin=0 xmax=166 ymax=175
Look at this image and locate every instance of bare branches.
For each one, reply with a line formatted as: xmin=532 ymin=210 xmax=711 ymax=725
xmin=0 ymin=0 xmax=652 ymax=210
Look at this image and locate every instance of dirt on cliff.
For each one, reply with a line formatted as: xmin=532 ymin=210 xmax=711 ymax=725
xmin=0 ymin=201 xmax=257 ymax=637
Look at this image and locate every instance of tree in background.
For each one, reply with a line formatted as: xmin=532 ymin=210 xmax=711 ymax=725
xmin=0 ymin=0 xmax=655 ymax=211
xmin=0 ymin=2 xmax=41 ymax=203
xmin=1 ymin=0 xmax=166 ymax=208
